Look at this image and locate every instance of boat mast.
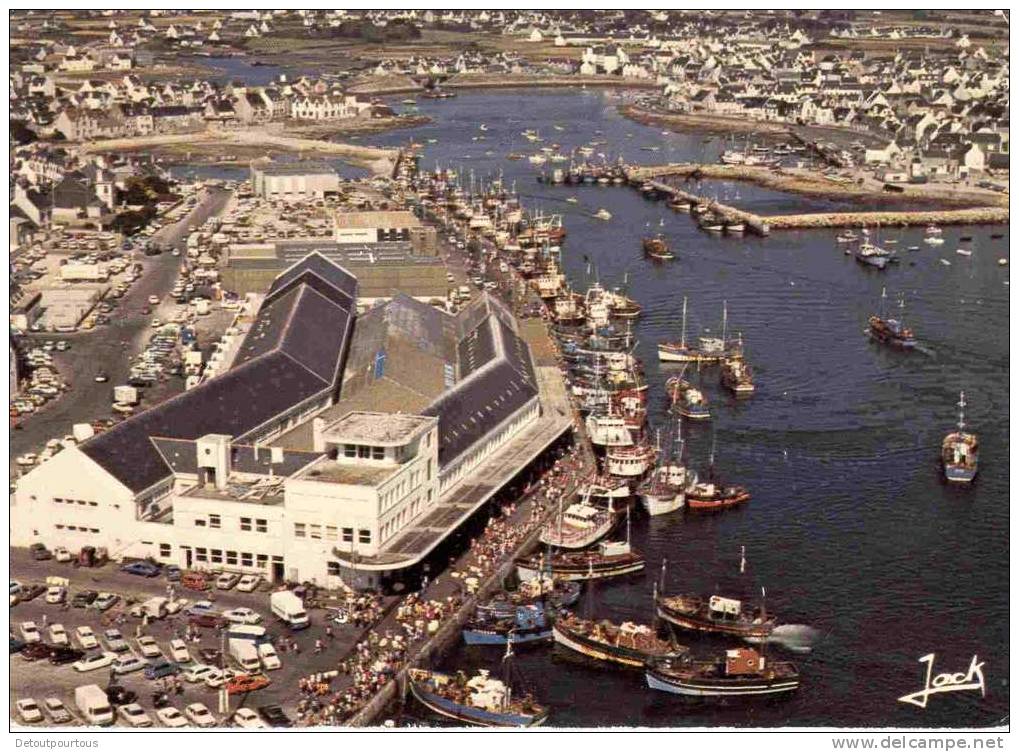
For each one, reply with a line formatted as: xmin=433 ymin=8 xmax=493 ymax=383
xmin=957 ymin=391 xmax=967 ymax=433
xmin=721 ymin=300 xmax=728 ymax=346
xmin=681 ymin=297 xmax=687 ymax=350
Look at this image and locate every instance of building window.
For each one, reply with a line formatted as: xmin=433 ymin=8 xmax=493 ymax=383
xmin=358 ymin=529 xmax=371 ymax=544
xmin=256 ymin=554 xmax=268 ymax=568
xmin=196 ymin=547 xmax=208 ymax=563
xmin=226 ymin=551 xmax=238 ymax=566
xmin=371 ymin=446 xmax=385 ymax=460
xmin=240 ymin=517 xmax=252 ymax=532
xmin=241 ymin=552 xmax=253 ymax=567
xmin=358 ymin=445 xmax=371 ymax=459
xmin=342 ymin=527 xmax=353 ymax=543
xmin=209 ymin=514 xmax=221 ymax=529
xmin=325 ymin=526 xmax=337 ymax=541
xmin=159 ymin=544 xmax=171 ymax=558
xmin=344 ymin=445 xmax=356 ymax=458
xmin=309 ymin=525 xmax=322 ymax=540
xmin=327 ymin=562 xmax=341 ymax=576
xmin=194 ymin=519 xmax=206 ymax=527
xmin=294 ymin=523 xmax=306 ymax=538
xmin=256 ymin=519 xmax=267 ymax=533
xmin=210 ymin=549 xmax=223 ymax=564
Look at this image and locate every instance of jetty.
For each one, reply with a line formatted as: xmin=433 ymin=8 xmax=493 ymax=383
xmin=627 ymin=163 xmax=1009 ymax=232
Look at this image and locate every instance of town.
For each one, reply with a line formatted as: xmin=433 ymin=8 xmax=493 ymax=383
xmin=8 ymin=8 xmax=1009 ymax=734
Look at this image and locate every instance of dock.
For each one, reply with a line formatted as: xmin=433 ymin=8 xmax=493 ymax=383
xmin=627 ymin=163 xmax=1009 ymax=232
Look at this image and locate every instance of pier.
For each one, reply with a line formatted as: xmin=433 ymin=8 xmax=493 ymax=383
xmin=627 ymin=163 xmax=1009 ymax=232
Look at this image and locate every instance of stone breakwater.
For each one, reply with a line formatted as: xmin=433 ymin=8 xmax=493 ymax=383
xmin=765 ymin=207 xmax=1009 ymax=230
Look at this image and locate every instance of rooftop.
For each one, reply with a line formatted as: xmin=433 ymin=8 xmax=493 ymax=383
xmin=334 ymin=210 xmax=422 ymax=230
xmin=322 ymin=411 xmax=436 ymax=446
xmin=294 ymin=456 xmax=398 ymax=486
xmin=180 ymin=476 xmax=286 ymax=505
xmin=254 ymin=160 xmax=338 ymax=177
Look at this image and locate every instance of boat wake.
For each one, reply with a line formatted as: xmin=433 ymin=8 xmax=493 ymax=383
xmin=766 ymin=624 xmax=822 ymax=653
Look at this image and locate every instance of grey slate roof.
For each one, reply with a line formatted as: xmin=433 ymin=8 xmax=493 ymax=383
xmin=79 ymin=254 xmax=357 ymax=494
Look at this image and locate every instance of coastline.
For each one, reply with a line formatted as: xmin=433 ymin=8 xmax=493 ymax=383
xmin=347 ymin=73 xmax=661 ymax=98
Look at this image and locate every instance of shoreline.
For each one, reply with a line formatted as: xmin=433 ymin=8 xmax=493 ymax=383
xmin=348 ymin=73 xmax=661 ymax=98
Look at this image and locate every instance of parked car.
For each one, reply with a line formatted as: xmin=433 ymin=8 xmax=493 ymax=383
xmin=222 ymin=607 xmax=262 ymax=625
xmin=205 ymin=667 xmax=239 ymax=689
xmin=117 ymin=703 xmax=153 ymax=728
xmin=144 ymin=659 xmax=180 ymax=680
xmin=182 ymin=663 xmax=216 ymax=684
xmin=164 ymin=565 xmax=182 ymax=582
xmin=92 ymin=592 xmax=120 ymax=611
xmin=215 ymin=572 xmax=241 ymax=590
xmin=156 ymin=707 xmax=188 ymax=728
xmin=75 ymin=626 xmax=99 ymax=650
xmin=184 ymin=703 xmax=216 ymax=728
xmin=29 ymin=543 xmax=52 ymax=561
xmin=45 ymin=585 xmax=67 ymax=604
xmin=20 ymin=643 xmax=54 ymax=662
xmin=49 ymin=646 xmax=85 ymax=665
xmin=72 ymin=590 xmax=99 ymax=608
xmin=53 ymin=546 xmax=73 ymax=563
xmin=102 ymin=629 xmax=129 ymax=653
xmin=235 ymin=574 xmax=261 ymax=593
xmin=121 ymin=561 xmax=160 ymax=577
xmin=136 ymin=635 xmax=162 ymax=659
xmin=47 ymin=624 xmax=69 ymax=645
xmin=19 ymin=584 xmax=46 ymax=602
xmin=10 ymin=636 xmax=26 ymax=654
xmin=258 ymin=704 xmax=294 ymax=727
xmin=73 ymin=651 xmax=116 ymax=672
xmin=15 ymin=698 xmax=43 ymax=723
xmin=227 ymin=673 xmax=270 ymax=695
xmin=112 ymin=654 xmax=147 ymax=675
xmin=189 ymin=613 xmax=226 ymax=630
xmin=168 ymin=639 xmax=191 ymax=664
xmin=19 ymin=621 xmax=41 ymax=643
xmin=232 ymin=707 xmax=268 ymax=728
xmin=42 ymin=697 xmax=73 ymax=724
xmin=184 ymin=600 xmax=218 ymax=616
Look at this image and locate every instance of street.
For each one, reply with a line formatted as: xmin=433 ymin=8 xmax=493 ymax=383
xmin=10 ymin=188 xmax=233 ymax=466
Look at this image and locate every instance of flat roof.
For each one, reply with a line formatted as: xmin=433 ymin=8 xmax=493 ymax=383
xmin=323 ymin=411 xmax=436 ymax=446
xmin=334 ymin=210 xmax=422 ymax=230
xmin=294 ymin=457 xmax=397 ymax=487
xmin=255 ymin=161 xmax=338 ymax=177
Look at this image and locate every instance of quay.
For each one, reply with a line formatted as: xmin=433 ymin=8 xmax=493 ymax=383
xmin=627 ymin=163 xmax=1009 ymax=231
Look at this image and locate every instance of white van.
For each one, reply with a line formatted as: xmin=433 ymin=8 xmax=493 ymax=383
xmin=75 ymin=685 xmax=114 ymax=726
xmin=228 ymin=639 xmax=260 ymax=672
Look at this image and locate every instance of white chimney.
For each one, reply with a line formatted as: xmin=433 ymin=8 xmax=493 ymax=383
xmin=312 ymin=417 xmax=326 ymax=454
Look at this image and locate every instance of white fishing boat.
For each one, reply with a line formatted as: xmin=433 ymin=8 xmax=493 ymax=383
xmin=541 ymin=497 xmax=619 ymax=550
xmin=956 ymin=248 xmax=972 ymax=257
xmin=594 ymin=208 xmax=612 ymax=221
xmin=605 ymin=442 xmax=657 ymax=478
xmin=585 ymin=414 xmax=634 ymax=449
xmin=640 ymin=424 xmax=695 ymax=517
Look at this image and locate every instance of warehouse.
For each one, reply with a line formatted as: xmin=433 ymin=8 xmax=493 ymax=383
xmin=250 ymin=160 xmax=341 ymax=202
xmin=12 ymin=253 xmax=570 ymax=590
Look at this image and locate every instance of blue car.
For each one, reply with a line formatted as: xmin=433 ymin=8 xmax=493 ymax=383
xmin=164 ymin=566 xmax=181 ymax=582
xmin=121 ymin=561 xmax=161 ymax=577
xmin=144 ymin=659 xmax=180 ymax=680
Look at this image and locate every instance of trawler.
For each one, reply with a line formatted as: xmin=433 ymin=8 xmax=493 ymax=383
xmin=656 ymin=590 xmax=774 ymax=642
xmin=942 ymin=391 xmax=979 ymax=483
xmin=604 ymin=287 xmax=642 ymax=319
xmin=408 ymin=648 xmax=548 ymax=727
xmin=463 ymin=603 xmax=552 ymax=646
xmin=553 ymin=611 xmax=687 ymax=668
xmin=518 ymin=513 xmax=644 ymax=582
xmin=868 ymin=289 xmax=916 ymax=349
xmin=541 ymin=497 xmax=620 ymax=550
xmin=639 ymin=423 xmax=695 ymax=517
xmin=646 ymin=647 xmax=800 ymax=698
xmin=642 ymin=235 xmax=676 ymax=261
xmin=585 ymin=413 xmax=634 ymax=449
xmin=552 ymin=291 xmax=586 ymax=325
xmin=532 ymin=261 xmax=566 ymax=299
xmin=605 ymin=441 xmax=657 ymax=478
xmin=720 ymin=337 xmax=755 ymax=396
xmin=686 ymin=480 xmax=751 ymax=511
xmin=475 ymin=578 xmax=582 ymax=620
xmin=658 ymin=299 xmax=734 ymax=364
xmin=666 ymin=375 xmax=711 ymax=421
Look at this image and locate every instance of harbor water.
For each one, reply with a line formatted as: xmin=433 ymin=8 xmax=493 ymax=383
xmin=365 ymin=89 xmax=1009 ymax=728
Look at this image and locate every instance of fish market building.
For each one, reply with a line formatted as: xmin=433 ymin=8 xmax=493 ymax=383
xmin=11 ymin=253 xmax=571 ymax=589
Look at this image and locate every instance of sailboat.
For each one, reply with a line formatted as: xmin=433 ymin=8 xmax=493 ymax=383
xmin=941 ymin=391 xmax=979 ymax=483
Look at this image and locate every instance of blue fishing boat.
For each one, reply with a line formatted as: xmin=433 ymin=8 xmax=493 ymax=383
xmin=463 ymin=603 xmax=551 ymax=646
xmin=475 ymin=579 xmax=581 ymax=620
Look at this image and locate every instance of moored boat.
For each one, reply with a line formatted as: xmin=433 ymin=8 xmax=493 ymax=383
xmin=476 ymin=578 xmax=582 ymax=620
xmin=463 ymin=603 xmax=552 ymax=646
xmin=655 ymin=591 xmax=774 ymax=642
xmin=407 ymin=665 xmax=548 ymax=727
xmin=516 ymin=539 xmax=645 ymax=583
xmin=553 ymin=611 xmax=687 ymax=668
xmin=642 ymin=234 xmax=675 ymax=261
xmin=686 ymin=480 xmax=751 ymax=511
xmin=666 ymin=376 xmax=711 ymax=420
xmin=720 ymin=346 xmax=755 ymax=397
xmin=540 ymin=500 xmax=619 ymax=550
xmin=868 ymin=289 xmax=916 ymax=349
xmin=646 ymin=647 xmax=799 ymax=698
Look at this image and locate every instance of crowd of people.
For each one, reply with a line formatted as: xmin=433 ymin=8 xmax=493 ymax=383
xmin=327 ymin=593 xmax=386 ymax=628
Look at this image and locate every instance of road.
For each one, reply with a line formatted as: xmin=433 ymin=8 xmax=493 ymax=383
xmin=10 ymin=188 xmax=232 ymax=466
xmin=9 ymin=549 xmax=366 ymax=727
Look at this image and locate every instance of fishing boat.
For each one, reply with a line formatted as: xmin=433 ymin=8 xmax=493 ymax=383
xmin=720 ymin=350 xmax=755 ymax=397
xmin=540 ymin=498 xmax=619 ymax=550
xmin=868 ymin=289 xmax=916 ymax=349
xmin=724 ymin=221 xmax=746 ymax=235
xmin=408 ymin=656 xmax=548 ymax=727
xmin=642 ymin=235 xmax=675 ymax=261
xmin=924 ymin=236 xmax=945 ymax=246
xmin=639 ymin=423 xmax=695 ymax=517
xmin=594 ymin=208 xmax=613 ymax=221
xmin=656 ymin=590 xmax=774 ymax=642
xmin=577 ymin=476 xmax=632 ymax=506
xmin=475 ymin=579 xmax=582 ymax=620
xmin=646 ymin=647 xmax=800 ymax=698
xmin=666 ymin=376 xmax=710 ymax=420
xmin=605 ymin=441 xmax=657 ymax=478
xmin=658 ymin=299 xmax=733 ymax=364
xmin=686 ymin=480 xmax=751 ymax=511
xmin=942 ymin=391 xmax=978 ymax=483
xmin=553 ymin=611 xmax=687 ymax=668
xmin=585 ymin=413 xmax=634 ymax=449
xmin=516 ymin=539 xmax=644 ymax=583
xmin=463 ymin=603 xmax=552 ymax=646
xmin=835 ymin=231 xmax=859 ymax=243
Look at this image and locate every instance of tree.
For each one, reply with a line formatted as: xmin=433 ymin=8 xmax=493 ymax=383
xmin=10 ymin=120 xmax=37 ymax=146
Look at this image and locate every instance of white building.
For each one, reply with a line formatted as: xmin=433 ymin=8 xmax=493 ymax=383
xmin=250 ymin=161 xmax=341 ymax=202
xmin=12 ymin=254 xmax=567 ymax=590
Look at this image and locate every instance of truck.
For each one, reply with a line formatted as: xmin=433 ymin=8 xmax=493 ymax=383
xmin=226 ymin=624 xmax=271 ymax=645
xmin=74 ymin=685 xmax=114 ymax=726
xmin=72 ymin=423 xmax=95 ymax=443
xmin=113 ymin=385 xmax=138 ymax=405
xmin=269 ymin=590 xmax=310 ymax=630
xmin=228 ymin=639 xmax=261 ymax=672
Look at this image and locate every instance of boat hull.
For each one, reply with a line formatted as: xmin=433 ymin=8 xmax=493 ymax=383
xmin=408 ymin=681 xmax=547 ymax=727
xmin=462 ymin=628 xmax=552 ymax=646
xmin=516 ymin=557 xmax=645 ymax=583
xmin=645 ymin=668 xmax=799 ymax=697
xmin=641 ymin=492 xmax=685 ymax=516
xmin=552 ymin=622 xmax=677 ymax=668
xmin=655 ymin=602 xmax=772 ymax=641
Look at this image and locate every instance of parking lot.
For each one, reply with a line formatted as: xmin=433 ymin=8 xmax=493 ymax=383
xmin=10 ymin=549 xmax=380 ymax=728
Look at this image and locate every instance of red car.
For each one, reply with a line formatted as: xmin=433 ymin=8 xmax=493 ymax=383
xmin=188 ymin=614 xmax=226 ymax=629
xmin=226 ymin=674 xmax=270 ymax=695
